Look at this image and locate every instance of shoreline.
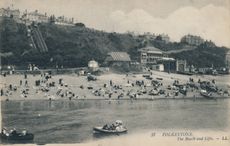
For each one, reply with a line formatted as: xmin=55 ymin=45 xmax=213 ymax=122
xmin=1 ymin=95 xmax=229 ymax=102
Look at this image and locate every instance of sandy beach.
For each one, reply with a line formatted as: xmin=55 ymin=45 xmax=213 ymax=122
xmin=0 ymin=71 xmax=229 ymax=101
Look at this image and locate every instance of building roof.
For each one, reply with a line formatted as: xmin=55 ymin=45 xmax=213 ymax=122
xmin=0 ymin=8 xmax=20 ymax=13
xmin=138 ymin=46 xmax=163 ymax=54
xmin=161 ymin=57 xmax=175 ymax=61
xmin=28 ymin=10 xmax=46 ymax=17
xmin=106 ymin=52 xmax=131 ymax=62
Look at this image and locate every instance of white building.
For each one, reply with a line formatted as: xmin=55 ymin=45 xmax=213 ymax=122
xmin=181 ymin=34 xmax=204 ymax=46
xmin=0 ymin=7 xmax=20 ymax=21
xmin=55 ymin=16 xmax=74 ymax=26
xmin=138 ymin=46 xmax=174 ymax=64
xmin=159 ymin=34 xmax=170 ymax=43
xmin=138 ymin=46 xmax=176 ymax=72
xmin=22 ymin=10 xmax=49 ymax=23
xmin=88 ymin=60 xmax=99 ymax=72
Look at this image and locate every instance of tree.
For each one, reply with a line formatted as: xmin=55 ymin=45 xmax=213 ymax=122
xmin=75 ymin=23 xmax=85 ymax=27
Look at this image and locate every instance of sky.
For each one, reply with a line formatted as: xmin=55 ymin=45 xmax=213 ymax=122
xmin=1 ymin=0 xmax=230 ymax=47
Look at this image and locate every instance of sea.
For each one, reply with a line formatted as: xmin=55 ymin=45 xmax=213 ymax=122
xmin=1 ymin=98 xmax=229 ymax=144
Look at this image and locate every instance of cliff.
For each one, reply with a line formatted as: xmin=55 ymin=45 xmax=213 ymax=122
xmin=0 ymin=17 xmax=228 ymax=69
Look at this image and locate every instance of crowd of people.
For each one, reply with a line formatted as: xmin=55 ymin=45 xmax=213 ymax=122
xmin=0 ymin=70 xmax=229 ymax=101
xmin=102 ymin=120 xmax=124 ymax=131
xmin=1 ymin=127 xmax=27 ymax=137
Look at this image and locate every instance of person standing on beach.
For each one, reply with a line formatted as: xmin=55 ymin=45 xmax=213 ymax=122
xmin=25 ymin=80 xmax=28 ymax=86
xmin=109 ymin=93 xmax=112 ymax=99
xmin=1 ymin=89 xmax=3 ymax=96
xmin=9 ymin=84 xmax=12 ymax=91
xmin=110 ymin=80 xmax=113 ymax=86
xmin=20 ymin=80 xmax=22 ymax=86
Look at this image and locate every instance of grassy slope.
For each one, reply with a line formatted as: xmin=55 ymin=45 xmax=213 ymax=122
xmin=0 ymin=17 xmax=229 ymax=68
xmin=171 ymin=43 xmax=229 ymax=67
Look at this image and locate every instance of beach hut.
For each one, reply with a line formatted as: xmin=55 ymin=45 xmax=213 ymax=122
xmin=151 ymin=64 xmax=164 ymax=71
xmin=88 ymin=60 xmax=99 ymax=72
xmin=105 ymin=52 xmax=131 ymax=71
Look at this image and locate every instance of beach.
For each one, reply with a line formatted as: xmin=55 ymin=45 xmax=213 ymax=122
xmin=0 ymin=70 xmax=230 ymax=101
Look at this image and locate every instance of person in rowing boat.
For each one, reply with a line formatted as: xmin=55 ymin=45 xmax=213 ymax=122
xmin=116 ymin=125 xmax=123 ymax=131
xmin=102 ymin=120 xmax=124 ymax=131
xmin=21 ymin=129 xmax=27 ymax=136
xmin=1 ymin=127 xmax=9 ymax=136
xmin=115 ymin=120 xmax=123 ymax=131
xmin=102 ymin=124 xmax=114 ymax=130
xmin=2 ymin=129 xmax=10 ymax=137
xmin=110 ymin=124 xmax=116 ymax=130
xmin=102 ymin=124 xmax=109 ymax=130
xmin=102 ymin=123 xmax=116 ymax=130
xmin=10 ymin=128 xmax=17 ymax=136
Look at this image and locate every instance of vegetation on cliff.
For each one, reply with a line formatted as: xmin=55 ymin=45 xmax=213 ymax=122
xmin=0 ymin=17 xmax=228 ymax=69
